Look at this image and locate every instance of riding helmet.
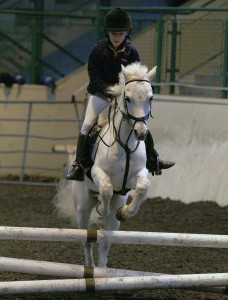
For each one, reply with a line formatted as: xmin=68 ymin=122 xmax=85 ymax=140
xmin=104 ymin=8 xmax=132 ymax=32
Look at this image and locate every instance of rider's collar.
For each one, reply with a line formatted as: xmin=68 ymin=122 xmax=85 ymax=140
xmin=108 ymin=38 xmax=127 ymax=57
xmin=108 ymin=45 xmax=125 ymax=57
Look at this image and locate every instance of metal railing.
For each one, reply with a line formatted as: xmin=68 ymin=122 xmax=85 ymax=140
xmin=97 ymin=6 xmax=228 ymax=98
xmin=0 ymin=6 xmax=96 ymax=82
xmin=0 ymin=5 xmax=227 ymax=97
xmin=0 ymin=99 xmax=86 ymax=185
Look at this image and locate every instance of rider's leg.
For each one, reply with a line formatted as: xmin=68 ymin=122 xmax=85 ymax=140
xmin=65 ymin=95 xmax=109 ymax=181
xmin=145 ymin=131 xmax=175 ymax=175
xmin=65 ymin=133 xmax=87 ymax=181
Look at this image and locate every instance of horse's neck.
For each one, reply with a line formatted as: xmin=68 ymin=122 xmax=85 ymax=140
xmin=111 ymin=108 xmax=138 ymax=150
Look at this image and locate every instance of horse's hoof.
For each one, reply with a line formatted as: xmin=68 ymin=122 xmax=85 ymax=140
xmin=96 ymin=203 xmax=103 ymax=217
xmin=116 ymin=207 xmax=126 ymax=222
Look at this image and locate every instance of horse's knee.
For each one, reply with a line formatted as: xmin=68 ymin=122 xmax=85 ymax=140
xmin=136 ymin=177 xmax=150 ymax=195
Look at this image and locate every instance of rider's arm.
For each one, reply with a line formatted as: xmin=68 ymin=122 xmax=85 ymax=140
xmin=87 ymin=46 xmax=109 ymax=99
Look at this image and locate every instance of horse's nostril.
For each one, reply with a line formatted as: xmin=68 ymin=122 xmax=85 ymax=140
xmin=134 ymin=130 xmax=147 ymax=141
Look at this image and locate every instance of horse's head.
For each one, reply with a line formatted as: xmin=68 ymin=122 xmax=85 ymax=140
xmin=120 ymin=63 xmax=157 ymax=141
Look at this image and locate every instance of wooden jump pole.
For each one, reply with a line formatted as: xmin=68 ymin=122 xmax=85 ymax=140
xmin=1 ymin=226 xmax=228 ymax=248
xmin=0 ymin=273 xmax=228 ymax=295
xmin=0 ymin=257 xmax=161 ymax=278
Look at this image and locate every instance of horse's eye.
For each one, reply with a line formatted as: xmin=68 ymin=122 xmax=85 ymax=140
xmin=125 ymin=96 xmax=131 ymax=103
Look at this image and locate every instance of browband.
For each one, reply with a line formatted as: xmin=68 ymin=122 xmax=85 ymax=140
xmin=125 ymin=78 xmax=151 ymax=86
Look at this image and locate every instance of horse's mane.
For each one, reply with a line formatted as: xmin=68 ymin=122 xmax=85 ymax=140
xmin=108 ymin=62 xmax=149 ymax=97
xmin=98 ymin=103 xmax=113 ymax=127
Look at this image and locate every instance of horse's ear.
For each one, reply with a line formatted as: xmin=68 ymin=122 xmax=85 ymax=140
xmin=146 ymin=66 xmax=157 ymax=82
xmin=121 ymin=64 xmax=126 ymax=72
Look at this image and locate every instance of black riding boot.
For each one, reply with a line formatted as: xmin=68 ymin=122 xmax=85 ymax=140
xmin=145 ymin=131 xmax=175 ymax=175
xmin=65 ymin=134 xmax=86 ymax=181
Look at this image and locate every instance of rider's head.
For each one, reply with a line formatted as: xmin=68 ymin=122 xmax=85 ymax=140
xmin=104 ymin=8 xmax=132 ymax=33
xmin=104 ymin=7 xmax=132 ymax=32
xmin=104 ymin=8 xmax=132 ymax=47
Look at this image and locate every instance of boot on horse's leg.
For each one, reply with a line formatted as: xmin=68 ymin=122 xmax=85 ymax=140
xmin=65 ymin=134 xmax=86 ymax=181
xmin=145 ymin=131 xmax=175 ymax=175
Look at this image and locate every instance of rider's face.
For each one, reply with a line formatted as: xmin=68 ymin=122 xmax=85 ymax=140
xmin=108 ymin=31 xmax=128 ymax=49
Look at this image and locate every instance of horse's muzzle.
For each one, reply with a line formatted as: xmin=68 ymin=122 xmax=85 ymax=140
xmin=134 ymin=129 xmax=148 ymax=141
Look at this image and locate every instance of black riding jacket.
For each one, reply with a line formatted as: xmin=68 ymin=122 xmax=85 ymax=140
xmin=87 ymin=38 xmax=140 ymax=98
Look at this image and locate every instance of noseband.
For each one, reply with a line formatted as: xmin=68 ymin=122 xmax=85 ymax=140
xmin=123 ymin=78 xmax=152 ymax=123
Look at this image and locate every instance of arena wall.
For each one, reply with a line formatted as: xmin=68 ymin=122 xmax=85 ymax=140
xmin=1 ymin=83 xmax=227 ymax=206
xmin=148 ymin=95 xmax=228 ymax=206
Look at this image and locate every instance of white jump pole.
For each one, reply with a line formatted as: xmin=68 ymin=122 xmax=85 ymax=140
xmin=0 ymin=257 xmax=226 ymax=295
xmin=1 ymin=226 xmax=228 ymax=248
xmin=0 ymin=273 xmax=228 ymax=295
xmin=0 ymin=257 xmax=161 ymax=278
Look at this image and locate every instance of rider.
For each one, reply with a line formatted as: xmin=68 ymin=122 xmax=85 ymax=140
xmin=65 ymin=7 xmax=175 ymax=181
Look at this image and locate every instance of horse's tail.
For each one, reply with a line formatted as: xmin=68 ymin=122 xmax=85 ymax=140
xmin=53 ymin=175 xmax=77 ymax=226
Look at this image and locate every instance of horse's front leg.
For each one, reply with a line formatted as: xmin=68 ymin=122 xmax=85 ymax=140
xmin=116 ymin=171 xmax=150 ymax=221
xmin=91 ymin=165 xmax=113 ymax=217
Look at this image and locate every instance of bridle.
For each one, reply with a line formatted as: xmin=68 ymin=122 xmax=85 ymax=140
xmin=122 ymin=78 xmax=153 ymax=124
xmin=98 ymin=78 xmax=153 ymax=149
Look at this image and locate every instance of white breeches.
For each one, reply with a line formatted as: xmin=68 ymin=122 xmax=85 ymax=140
xmin=80 ymin=95 xmax=109 ymax=135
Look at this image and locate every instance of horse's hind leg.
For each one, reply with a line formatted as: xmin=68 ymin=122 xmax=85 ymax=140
xmin=91 ymin=166 xmax=113 ymax=217
xmin=97 ymin=194 xmax=127 ymax=268
xmin=72 ymin=181 xmax=96 ymax=266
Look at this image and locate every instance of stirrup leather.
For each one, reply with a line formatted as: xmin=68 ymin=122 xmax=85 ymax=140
xmin=155 ymin=157 xmax=162 ymax=176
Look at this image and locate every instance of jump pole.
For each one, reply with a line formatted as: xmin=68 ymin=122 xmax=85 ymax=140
xmin=0 ymin=273 xmax=228 ymax=295
xmin=0 ymin=256 xmax=161 ymax=278
xmin=0 ymin=257 xmax=226 ymax=295
xmin=1 ymin=226 xmax=228 ymax=248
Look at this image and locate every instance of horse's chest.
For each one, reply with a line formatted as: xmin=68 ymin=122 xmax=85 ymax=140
xmin=102 ymin=150 xmax=145 ymax=176
xmin=110 ymin=158 xmax=127 ymax=173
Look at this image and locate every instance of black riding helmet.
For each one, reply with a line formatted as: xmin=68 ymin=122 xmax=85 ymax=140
xmin=104 ymin=8 xmax=132 ymax=33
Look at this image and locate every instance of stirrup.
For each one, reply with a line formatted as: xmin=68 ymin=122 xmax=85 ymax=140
xmin=147 ymin=158 xmax=162 ymax=176
xmin=65 ymin=162 xmax=85 ymax=181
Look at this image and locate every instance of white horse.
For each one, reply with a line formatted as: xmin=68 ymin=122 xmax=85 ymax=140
xmin=54 ymin=62 xmax=157 ymax=267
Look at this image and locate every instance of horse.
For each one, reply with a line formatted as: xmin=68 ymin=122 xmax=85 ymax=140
xmin=54 ymin=62 xmax=157 ymax=268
